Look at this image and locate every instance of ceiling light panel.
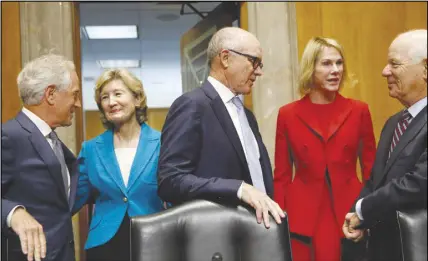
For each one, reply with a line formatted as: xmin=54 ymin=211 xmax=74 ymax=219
xmin=97 ymin=60 xmax=140 ymax=68
xmin=85 ymin=25 xmax=138 ymax=39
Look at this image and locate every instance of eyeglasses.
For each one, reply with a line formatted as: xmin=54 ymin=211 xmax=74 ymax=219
xmin=227 ymin=49 xmax=263 ymax=70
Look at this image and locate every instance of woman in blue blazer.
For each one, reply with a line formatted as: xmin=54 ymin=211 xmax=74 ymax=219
xmin=73 ymin=69 xmax=164 ymax=261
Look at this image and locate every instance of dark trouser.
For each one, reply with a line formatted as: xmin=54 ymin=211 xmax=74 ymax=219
xmin=3 ymin=236 xmax=75 ymax=261
xmin=341 ymin=236 xmax=369 ymax=261
xmin=87 ymin=215 xmax=131 ymax=261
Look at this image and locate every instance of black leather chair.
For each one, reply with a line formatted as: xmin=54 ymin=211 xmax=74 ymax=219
xmin=397 ymin=209 xmax=427 ymax=261
xmin=130 ymin=200 xmax=292 ymax=261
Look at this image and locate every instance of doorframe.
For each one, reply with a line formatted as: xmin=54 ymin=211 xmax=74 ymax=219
xmin=239 ymin=2 xmax=253 ymax=112
xmin=71 ymin=3 xmax=88 ymax=261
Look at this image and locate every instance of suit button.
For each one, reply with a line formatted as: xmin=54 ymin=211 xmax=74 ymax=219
xmin=69 ymin=240 xmax=74 ymax=245
xmin=123 ymin=197 xmax=128 ymax=202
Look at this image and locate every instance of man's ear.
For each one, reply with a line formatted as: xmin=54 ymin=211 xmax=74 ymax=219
xmin=45 ymin=85 xmax=56 ymax=105
xmin=219 ymin=50 xmax=229 ymax=69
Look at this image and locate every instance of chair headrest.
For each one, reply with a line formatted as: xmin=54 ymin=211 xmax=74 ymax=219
xmin=130 ymin=200 xmax=292 ymax=261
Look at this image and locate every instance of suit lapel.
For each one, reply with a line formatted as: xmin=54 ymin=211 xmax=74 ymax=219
xmin=63 ymin=144 xmax=77 ymax=209
xmin=127 ymin=124 xmax=158 ymax=191
xmin=295 ymin=94 xmax=352 ymax=141
xmin=201 ymin=82 xmax=250 ymax=172
xmin=246 ymin=110 xmax=273 ymax=196
xmin=326 ymin=95 xmax=352 ymax=141
xmin=372 ymin=114 xmax=399 ymax=186
xmin=95 ymin=130 xmax=127 ymax=195
xmin=16 ymin=112 xmax=68 ymax=203
xmin=383 ymin=107 xmax=427 ymax=176
xmin=295 ymin=95 xmax=324 ymax=140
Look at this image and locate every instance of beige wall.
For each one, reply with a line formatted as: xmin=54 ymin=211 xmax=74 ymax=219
xmin=295 ymin=2 xmax=427 ymax=143
xmin=240 ymin=2 xmax=253 ymax=111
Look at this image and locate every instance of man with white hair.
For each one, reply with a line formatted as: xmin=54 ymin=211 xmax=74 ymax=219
xmin=1 ymin=54 xmax=81 ymax=261
xmin=343 ymin=29 xmax=427 ymax=261
xmin=158 ymin=27 xmax=285 ymax=228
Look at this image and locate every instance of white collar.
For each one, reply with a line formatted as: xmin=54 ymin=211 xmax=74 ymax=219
xmin=407 ymin=97 xmax=427 ymax=118
xmin=22 ymin=107 xmax=53 ymax=137
xmin=207 ymin=76 xmax=237 ymax=104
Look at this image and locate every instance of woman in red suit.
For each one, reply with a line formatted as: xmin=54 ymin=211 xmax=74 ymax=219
xmin=274 ymin=37 xmax=376 ymax=261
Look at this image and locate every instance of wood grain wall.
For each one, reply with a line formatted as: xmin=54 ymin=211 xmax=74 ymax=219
xmin=1 ymin=2 xmax=22 ymax=122
xmin=295 ymin=2 xmax=427 ymax=143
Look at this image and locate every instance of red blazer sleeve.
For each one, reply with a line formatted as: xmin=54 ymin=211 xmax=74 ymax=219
xmin=274 ymin=108 xmax=293 ymax=210
xmin=358 ymin=103 xmax=376 ymax=181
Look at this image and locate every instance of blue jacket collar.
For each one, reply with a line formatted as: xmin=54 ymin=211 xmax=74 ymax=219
xmin=95 ymin=123 xmax=159 ymax=193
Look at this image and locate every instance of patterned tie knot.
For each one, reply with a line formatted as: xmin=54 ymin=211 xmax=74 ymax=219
xmin=390 ymin=109 xmax=413 ymax=156
xmin=232 ymin=96 xmax=244 ymax=111
xmin=402 ymin=110 xmax=412 ymax=123
xmin=48 ymin=131 xmax=59 ymax=141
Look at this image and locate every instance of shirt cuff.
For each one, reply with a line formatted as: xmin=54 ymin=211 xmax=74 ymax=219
xmin=237 ymin=182 xmax=244 ymax=199
xmin=7 ymin=205 xmax=25 ymax=228
xmin=356 ymin=198 xmax=364 ymax=220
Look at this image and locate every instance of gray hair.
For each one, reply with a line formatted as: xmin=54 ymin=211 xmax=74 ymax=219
xmin=17 ymin=54 xmax=75 ymax=105
xmin=207 ymin=27 xmax=254 ymax=66
xmin=396 ymin=29 xmax=427 ymax=64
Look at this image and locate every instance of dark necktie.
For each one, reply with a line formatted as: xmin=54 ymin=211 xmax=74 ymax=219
xmin=389 ymin=109 xmax=412 ymax=156
xmin=48 ymin=131 xmax=69 ymax=198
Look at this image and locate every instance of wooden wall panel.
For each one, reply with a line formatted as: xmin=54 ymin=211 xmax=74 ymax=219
xmin=84 ymin=110 xmax=104 ymax=141
xmin=405 ymin=2 xmax=428 ymax=29
xmin=71 ymin=3 xmax=86 ymax=261
xmin=1 ymin=2 xmax=22 ymax=122
xmin=84 ymin=108 xmax=169 ymax=141
xmin=295 ymin=3 xmax=322 ymax=60
xmin=147 ymin=108 xmax=168 ymax=132
xmin=295 ymin=2 xmax=427 ymax=144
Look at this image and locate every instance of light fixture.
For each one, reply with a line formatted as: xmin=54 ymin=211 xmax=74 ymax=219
xmin=85 ymin=25 xmax=138 ymax=39
xmin=97 ymin=60 xmax=140 ymax=69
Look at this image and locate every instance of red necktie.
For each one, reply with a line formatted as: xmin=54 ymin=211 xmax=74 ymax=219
xmin=389 ymin=110 xmax=412 ymax=156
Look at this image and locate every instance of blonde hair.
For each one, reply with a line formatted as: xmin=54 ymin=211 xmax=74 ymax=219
xmin=94 ymin=69 xmax=147 ymax=129
xmin=298 ymin=37 xmax=349 ymax=96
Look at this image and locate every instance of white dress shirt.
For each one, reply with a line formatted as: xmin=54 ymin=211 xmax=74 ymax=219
xmin=115 ymin=148 xmax=137 ymax=187
xmin=7 ymin=108 xmax=71 ymax=227
xmin=356 ymin=96 xmax=427 ymax=220
xmin=207 ymin=76 xmax=261 ymax=198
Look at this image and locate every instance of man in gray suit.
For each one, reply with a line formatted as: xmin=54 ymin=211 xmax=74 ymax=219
xmin=343 ymin=29 xmax=427 ymax=261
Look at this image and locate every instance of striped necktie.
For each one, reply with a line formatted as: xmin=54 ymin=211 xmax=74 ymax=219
xmin=389 ymin=109 xmax=412 ymax=156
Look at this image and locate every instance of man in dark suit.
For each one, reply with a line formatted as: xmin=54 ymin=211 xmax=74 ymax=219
xmin=343 ymin=29 xmax=427 ymax=261
xmin=157 ymin=27 xmax=284 ymax=228
xmin=1 ymin=54 xmax=81 ymax=261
